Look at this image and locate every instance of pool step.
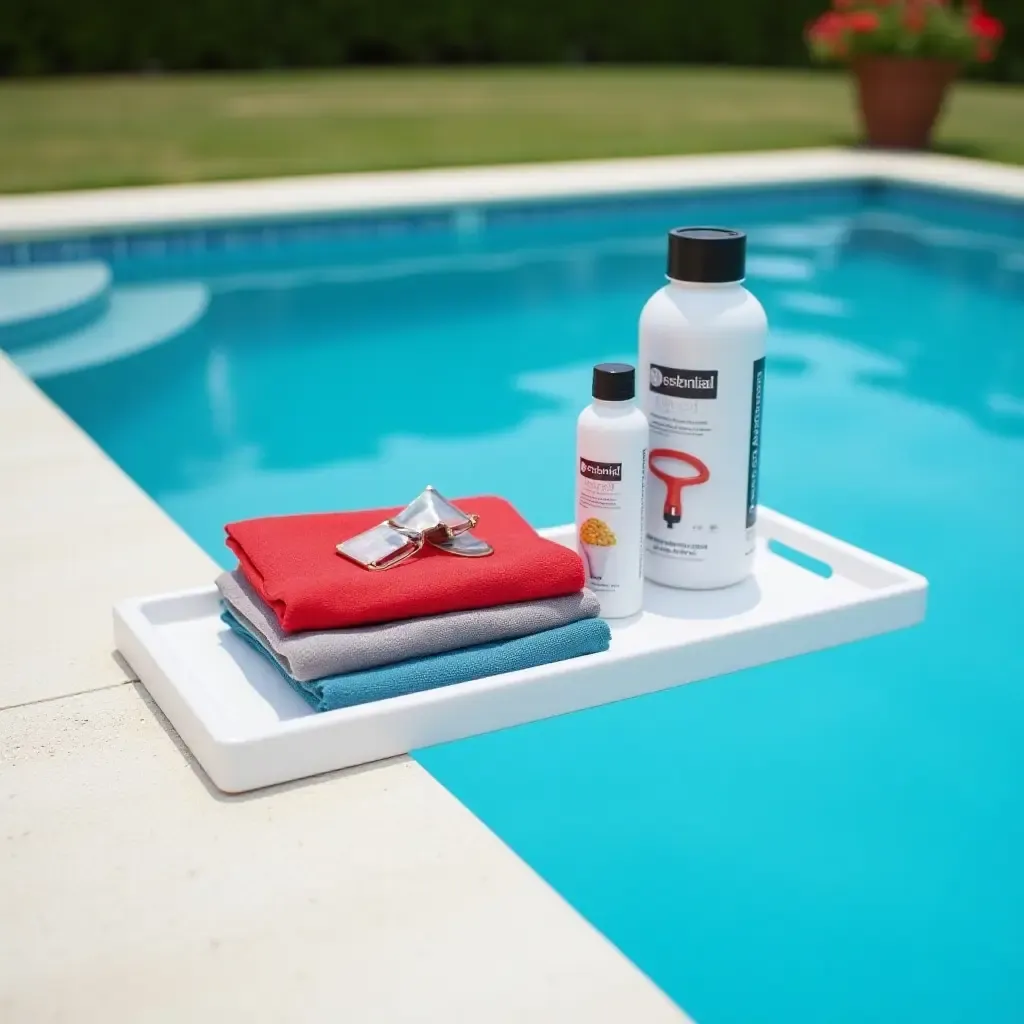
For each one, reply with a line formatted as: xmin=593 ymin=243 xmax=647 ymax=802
xmin=11 ymin=282 xmax=210 ymax=380
xmin=0 ymin=262 xmax=112 ymax=349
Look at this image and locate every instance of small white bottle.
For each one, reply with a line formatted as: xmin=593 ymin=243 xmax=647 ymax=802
xmin=576 ymin=363 xmax=648 ymax=618
xmin=639 ymin=228 xmax=767 ymax=590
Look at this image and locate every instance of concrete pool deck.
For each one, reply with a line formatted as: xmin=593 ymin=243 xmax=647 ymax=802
xmin=2 ymin=148 xmax=1022 ymax=1022
xmin=0 ymin=354 xmax=690 ymax=1023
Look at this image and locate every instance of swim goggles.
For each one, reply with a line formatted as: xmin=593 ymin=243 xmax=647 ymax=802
xmin=336 ymin=486 xmax=493 ymax=571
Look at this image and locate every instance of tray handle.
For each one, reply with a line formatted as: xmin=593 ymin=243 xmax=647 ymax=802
xmin=758 ymin=507 xmax=920 ymax=592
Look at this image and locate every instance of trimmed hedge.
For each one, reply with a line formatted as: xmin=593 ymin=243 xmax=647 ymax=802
xmin=1 ymin=0 xmax=1020 ymax=80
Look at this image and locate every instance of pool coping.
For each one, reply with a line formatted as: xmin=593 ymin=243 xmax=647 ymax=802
xmin=2 ymin=147 xmax=1023 ymax=1023
xmin=0 ymin=147 xmax=1022 ymax=243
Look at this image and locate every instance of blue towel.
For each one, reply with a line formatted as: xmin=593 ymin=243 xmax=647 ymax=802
xmin=221 ymin=607 xmax=611 ymax=713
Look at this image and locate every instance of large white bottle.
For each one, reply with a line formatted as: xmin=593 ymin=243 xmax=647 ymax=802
xmin=639 ymin=228 xmax=767 ymax=590
xmin=576 ymin=363 xmax=648 ymax=618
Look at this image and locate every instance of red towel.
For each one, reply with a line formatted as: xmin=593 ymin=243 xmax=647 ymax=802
xmin=225 ymin=496 xmax=585 ymax=633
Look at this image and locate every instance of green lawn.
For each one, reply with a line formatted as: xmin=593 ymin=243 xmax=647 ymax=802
xmin=1 ymin=66 xmax=1022 ymax=193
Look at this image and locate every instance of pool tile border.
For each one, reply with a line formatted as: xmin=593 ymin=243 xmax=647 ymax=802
xmin=0 ymin=178 xmax=871 ymax=267
xmin=2 ymin=149 xmax=1021 ymax=251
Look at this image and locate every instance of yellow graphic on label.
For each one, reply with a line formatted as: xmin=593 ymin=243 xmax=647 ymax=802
xmin=579 ymin=517 xmax=616 ymax=546
xmin=579 ymin=518 xmax=617 ymax=582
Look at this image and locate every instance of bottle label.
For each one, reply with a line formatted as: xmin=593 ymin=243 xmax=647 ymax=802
xmin=746 ymin=357 xmax=766 ymax=529
xmin=577 ymin=452 xmax=645 ymax=598
xmin=648 ymin=364 xmax=719 ymax=399
xmin=644 ymin=358 xmax=763 ymax=566
xmin=579 ymin=458 xmax=623 ymax=482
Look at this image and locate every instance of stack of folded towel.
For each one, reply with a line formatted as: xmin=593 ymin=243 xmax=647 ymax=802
xmin=218 ymin=496 xmax=610 ymax=712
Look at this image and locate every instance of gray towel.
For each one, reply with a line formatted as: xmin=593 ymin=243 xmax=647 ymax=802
xmin=216 ymin=569 xmax=601 ymax=683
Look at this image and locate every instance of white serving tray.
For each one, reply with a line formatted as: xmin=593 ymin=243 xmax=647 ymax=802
xmin=114 ymin=508 xmax=927 ymax=793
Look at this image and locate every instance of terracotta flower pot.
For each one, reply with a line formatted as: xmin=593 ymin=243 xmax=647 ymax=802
xmin=852 ymin=56 xmax=960 ymax=149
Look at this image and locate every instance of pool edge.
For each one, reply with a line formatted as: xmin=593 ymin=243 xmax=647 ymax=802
xmin=2 ymin=148 xmax=1021 ymax=244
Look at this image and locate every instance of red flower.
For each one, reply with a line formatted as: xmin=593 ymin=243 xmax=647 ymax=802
xmin=976 ymin=39 xmax=995 ymax=60
xmin=969 ymin=11 xmax=1004 ymax=40
xmin=808 ymin=11 xmax=848 ymax=38
xmin=847 ymin=10 xmax=880 ymax=31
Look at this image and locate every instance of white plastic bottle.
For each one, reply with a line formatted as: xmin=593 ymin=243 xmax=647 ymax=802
xmin=576 ymin=363 xmax=648 ymax=618
xmin=639 ymin=228 xmax=767 ymax=590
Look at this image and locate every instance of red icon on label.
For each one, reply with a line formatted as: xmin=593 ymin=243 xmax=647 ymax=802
xmin=648 ymin=448 xmax=710 ymax=528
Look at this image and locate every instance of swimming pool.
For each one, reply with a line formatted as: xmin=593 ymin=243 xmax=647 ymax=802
xmin=9 ymin=178 xmax=1024 ymax=1023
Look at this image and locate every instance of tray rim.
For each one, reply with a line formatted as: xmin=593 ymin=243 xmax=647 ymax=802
xmin=114 ymin=504 xmax=928 ymax=791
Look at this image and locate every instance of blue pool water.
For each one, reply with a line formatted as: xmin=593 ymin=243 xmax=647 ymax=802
xmin=14 ymin=182 xmax=1024 ymax=1023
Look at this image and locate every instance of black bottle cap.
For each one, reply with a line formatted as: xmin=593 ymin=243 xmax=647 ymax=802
xmin=667 ymin=227 xmax=746 ymax=283
xmin=592 ymin=362 xmax=635 ymax=402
